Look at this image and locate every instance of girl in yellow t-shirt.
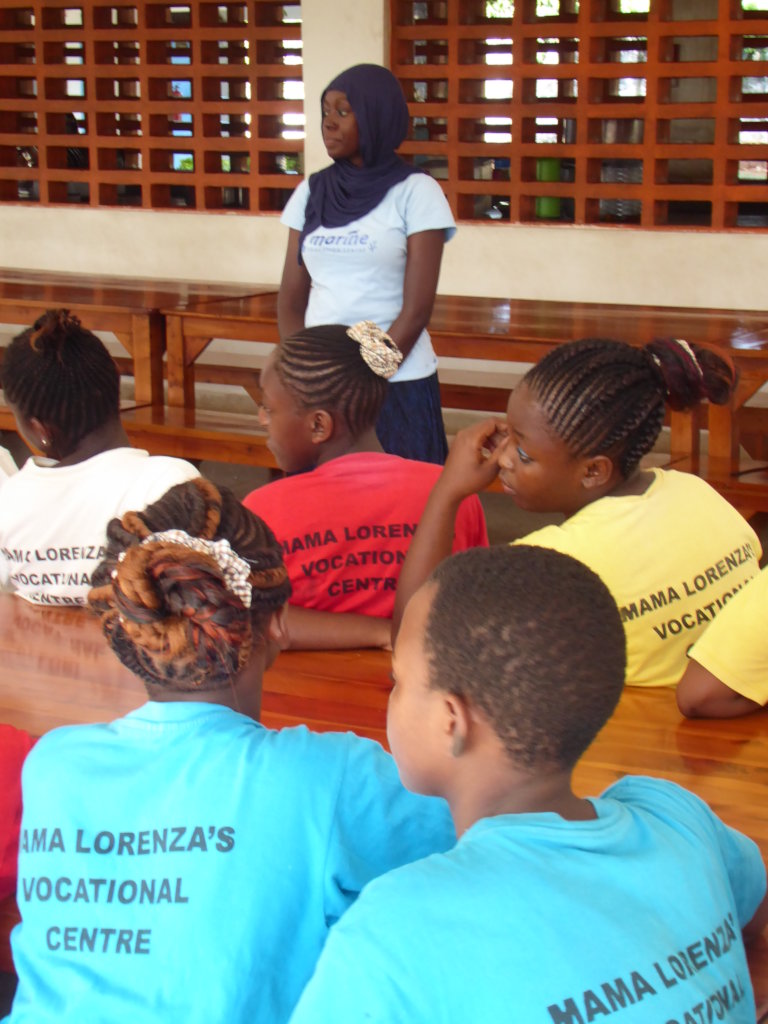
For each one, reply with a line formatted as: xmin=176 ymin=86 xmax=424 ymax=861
xmin=394 ymin=337 xmax=761 ymax=687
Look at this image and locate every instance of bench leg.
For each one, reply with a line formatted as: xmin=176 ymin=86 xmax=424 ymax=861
xmin=129 ymin=313 xmax=165 ymax=407
xmin=166 ymin=314 xmax=197 ymax=409
xmin=669 ymin=407 xmax=702 ymax=471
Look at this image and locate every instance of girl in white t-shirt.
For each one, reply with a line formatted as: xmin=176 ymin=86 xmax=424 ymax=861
xmin=278 ymin=63 xmax=456 ymax=465
xmin=0 ymin=309 xmax=198 ymax=604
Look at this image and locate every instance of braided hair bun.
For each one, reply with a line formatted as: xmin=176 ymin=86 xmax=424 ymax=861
xmin=89 ymin=478 xmax=291 ymax=692
xmin=523 ymin=336 xmax=736 ymax=479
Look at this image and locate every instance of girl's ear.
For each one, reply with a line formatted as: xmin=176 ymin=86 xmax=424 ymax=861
xmin=309 ymin=409 xmax=334 ymax=445
xmin=28 ymin=415 xmax=53 ymax=451
xmin=581 ymin=454 xmax=614 ymax=491
xmin=267 ymin=606 xmax=289 ymax=650
xmin=444 ymin=692 xmax=471 ymax=758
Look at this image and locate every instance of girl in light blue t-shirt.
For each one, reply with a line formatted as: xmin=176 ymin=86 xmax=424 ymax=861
xmin=6 ymin=478 xmax=454 ymax=1024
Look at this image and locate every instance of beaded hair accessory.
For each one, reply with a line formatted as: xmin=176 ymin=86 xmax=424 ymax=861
xmin=117 ymin=529 xmax=255 ymax=607
xmin=346 ymin=321 xmax=403 ymax=379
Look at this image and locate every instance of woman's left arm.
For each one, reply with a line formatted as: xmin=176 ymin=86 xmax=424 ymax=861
xmin=385 ymin=229 xmax=446 ymax=359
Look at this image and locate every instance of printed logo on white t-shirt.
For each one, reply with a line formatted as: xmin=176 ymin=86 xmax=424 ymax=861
xmin=305 ymin=230 xmax=377 ymax=254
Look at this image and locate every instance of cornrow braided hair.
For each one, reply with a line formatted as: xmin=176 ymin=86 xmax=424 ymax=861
xmin=273 ymin=323 xmax=390 ymax=436
xmin=2 ymin=309 xmax=120 ymax=454
xmin=523 ymin=337 xmax=736 ymax=479
xmin=89 ymin=478 xmax=291 ymax=692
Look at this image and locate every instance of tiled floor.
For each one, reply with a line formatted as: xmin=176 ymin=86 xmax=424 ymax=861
xmin=192 ymin=455 xmax=768 ymax=556
xmin=0 ymin=429 xmax=563 ymax=548
xmin=195 ymin=458 xmax=564 ymax=547
xmin=4 ymin=431 xmax=767 ymax=555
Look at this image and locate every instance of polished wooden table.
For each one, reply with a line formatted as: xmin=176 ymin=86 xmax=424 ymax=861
xmin=0 ymin=596 xmax=388 ymax=745
xmin=1 ymin=594 xmax=767 ymax=1012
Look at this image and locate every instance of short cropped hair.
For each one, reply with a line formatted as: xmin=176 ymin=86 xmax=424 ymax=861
xmin=89 ymin=478 xmax=291 ymax=693
xmin=2 ymin=309 xmax=120 ymax=453
xmin=424 ymin=545 xmax=626 ymax=771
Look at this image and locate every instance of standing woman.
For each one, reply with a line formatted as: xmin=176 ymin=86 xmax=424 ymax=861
xmin=278 ymin=63 xmax=456 ymax=464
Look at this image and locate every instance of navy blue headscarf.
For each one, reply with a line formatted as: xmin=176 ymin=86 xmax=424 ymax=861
xmin=298 ymin=64 xmax=424 ymax=262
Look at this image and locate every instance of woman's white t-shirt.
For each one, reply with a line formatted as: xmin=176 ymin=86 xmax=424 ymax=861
xmin=281 ymin=174 xmax=456 ymax=382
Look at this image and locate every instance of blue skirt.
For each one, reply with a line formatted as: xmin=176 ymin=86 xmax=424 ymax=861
xmin=375 ymin=372 xmax=448 ymax=465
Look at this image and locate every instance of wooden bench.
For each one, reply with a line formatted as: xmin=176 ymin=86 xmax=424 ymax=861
xmin=160 ymin=292 xmax=768 ymax=418
xmin=429 ymin=296 xmax=768 ymax=447
xmin=4 ymin=277 xmax=768 ymax=513
xmin=0 ymin=894 xmax=17 ymax=974
xmin=154 ymin=293 xmax=768 ymax=514
xmin=161 ymin=294 xmax=516 ymax=415
xmin=119 ymin=404 xmax=273 ymax=466
xmin=429 ymin=297 xmax=768 ymax=516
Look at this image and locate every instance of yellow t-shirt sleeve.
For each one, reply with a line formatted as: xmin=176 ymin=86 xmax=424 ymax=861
xmin=686 ymin=569 xmax=768 ymax=705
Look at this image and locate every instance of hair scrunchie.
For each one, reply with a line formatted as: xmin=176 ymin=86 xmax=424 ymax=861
xmin=346 ymin=321 xmax=403 ymax=379
xmin=119 ymin=529 xmax=256 ymax=607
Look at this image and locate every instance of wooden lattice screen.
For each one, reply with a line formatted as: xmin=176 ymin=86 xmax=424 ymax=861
xmin=391 ymin=0 xmax=768 ymax=229
xmin=0 ymin=1 xmax=303 ymax=212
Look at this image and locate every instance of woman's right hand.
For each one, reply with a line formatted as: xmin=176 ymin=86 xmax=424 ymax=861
xmin=435 ymin=417 xmax=509 ymax=502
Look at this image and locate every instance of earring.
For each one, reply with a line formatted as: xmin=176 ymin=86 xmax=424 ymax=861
xmin=451 ymin=732 xmax=465 ymax=758
xmin=40 ymin=437 xmax=49 ymax=449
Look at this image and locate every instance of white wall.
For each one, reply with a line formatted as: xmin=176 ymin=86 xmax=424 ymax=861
xmin=2 ymin=0 xmax=767 ymax=311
